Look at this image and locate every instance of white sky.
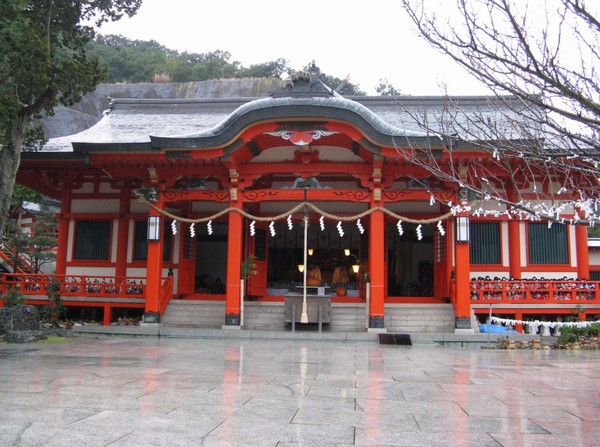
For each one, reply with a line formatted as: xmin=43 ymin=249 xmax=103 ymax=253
xmin=96 ymin=0 xmax=492 ymax=96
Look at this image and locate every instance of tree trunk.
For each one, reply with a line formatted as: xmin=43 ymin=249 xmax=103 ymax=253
xmin=0 ymin=113 xmax=27 ymax=238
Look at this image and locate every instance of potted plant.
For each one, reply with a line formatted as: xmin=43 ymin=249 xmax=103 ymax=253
xmin=241 ymin=255 xmax=257 ymax=280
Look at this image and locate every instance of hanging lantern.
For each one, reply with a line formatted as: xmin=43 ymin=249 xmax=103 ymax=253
xmin=147 ymin=216 xmax=161 ymax=241
xmin=456 ymin=216 xmax=470 ymax=242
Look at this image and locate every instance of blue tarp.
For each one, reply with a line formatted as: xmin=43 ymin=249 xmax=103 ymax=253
xmin=479 ymin=324 xmax=517 ymax=334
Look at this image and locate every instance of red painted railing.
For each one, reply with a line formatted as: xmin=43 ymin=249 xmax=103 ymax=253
xmin=470 ymin=279 xmax=600 ymax=303
xmin=160 ymin=276 xmax=174 ymax=314
xmin=0 ymin=273 xmax=146 ymax=299
xmin=0 ymin=239 xmax=40 ymax=274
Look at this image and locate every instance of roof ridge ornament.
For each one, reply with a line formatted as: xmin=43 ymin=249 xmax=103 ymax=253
xmin=102 ymin=97 xmax=115 ymax=116
xmin=274 ymin=61 xmax=335 ymax=97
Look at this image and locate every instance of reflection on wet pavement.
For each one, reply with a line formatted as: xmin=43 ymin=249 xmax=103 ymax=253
xmin=0 ymin=338 xmax=598 ymax=446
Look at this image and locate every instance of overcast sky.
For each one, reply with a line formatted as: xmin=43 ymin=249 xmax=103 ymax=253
xmin=96 ymin=0 xmax=491 ymax=96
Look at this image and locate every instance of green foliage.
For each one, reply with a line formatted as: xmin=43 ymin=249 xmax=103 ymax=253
xmin=22 ymin=124 xmax=46 ymax=152
xmin=87 ymin=34 xmax=368 ymax=96
xmin=37 ymin=336 xmax=72 ymax=344
xmin=568 ymin=304 xmax=585 ymax=322
xmin=375 ymin=79 xmax=402 ymax=96
xmin=87 ymin=35 xmax=292 ymax=84
xmin=4 ymin=221 xmax=30 ymax=271
xmin=238 ymin=58 xmax=289 ymax=78
xmin=3 ymin=288 xmax=25 ymax=307
xmin=241 ymin=255 xmax=258 ymax=279
xmin=1 ymin=1 xmax=140 ymax=121
xmin=86 ymin=34 xmax=173 ymax=83
xmin=0 ymin=0 xmax=142 ymax=238
xmin=588 ymin=225 xmax=600 ymax=238
xmin=41 ymin=276 xmax=66 ymax=325
xmin=320 ymin=73 xmax=366 ymax=96
xmin=557 ymin=323 xmax=600 ymax=345
xmin=4 ymin=207 xmax=57 ymax=273
xmin=10 ymin=185 xmax=43 ymax=207
xmin=296 ymin=64 xmax=365 ymax=95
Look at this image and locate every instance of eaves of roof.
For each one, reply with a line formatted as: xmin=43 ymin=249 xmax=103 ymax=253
xmin=149 ymin=96 xmax=443 ymax=152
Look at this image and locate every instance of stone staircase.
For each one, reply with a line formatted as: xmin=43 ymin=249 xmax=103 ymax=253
xmin=385 ymin=303 xmax=455 ymax=333
xmin=162 ymin=300 xmax=456 ymax=333
xmin=161 ymin=300 xmax=225 ymax=328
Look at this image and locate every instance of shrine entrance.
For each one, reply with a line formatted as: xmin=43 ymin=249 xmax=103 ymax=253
xmin=386 ymin=222 xmax=435 ymax=297
xmin=266 ymin=225 xmax=364 ymax=297
xmin=195 ymin=222 xmax=228 ymax=294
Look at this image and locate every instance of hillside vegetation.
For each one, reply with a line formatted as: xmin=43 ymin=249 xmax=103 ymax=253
xmin=87 ymin=35 xmax=365 ymax=95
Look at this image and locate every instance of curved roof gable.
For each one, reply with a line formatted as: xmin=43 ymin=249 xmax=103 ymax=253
xmin=150 ymin=95 xmax=438 ymax=151
xmin=38 ymin=65 xmax=529 ymax=155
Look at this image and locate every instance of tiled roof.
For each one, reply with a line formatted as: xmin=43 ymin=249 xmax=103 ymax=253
xmin=42 ymin=85 xmax=529 ymax=153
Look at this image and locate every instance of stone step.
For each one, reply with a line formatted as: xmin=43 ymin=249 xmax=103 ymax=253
xmin=161 ymin=301 xmax=225 ymax=327
xmin=384 ymin=304 xmax=455 ymax=332
xmin=162 ymin=300 xmax=457 ymax=333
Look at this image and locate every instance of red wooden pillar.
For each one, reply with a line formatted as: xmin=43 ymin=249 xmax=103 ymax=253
xmin=514 ymin=310 xmax=523 ymax=334
xmin=55 ymin=187 xmax=71 ymax=276
xmin=508 ymin=220 xmax=521 ymax=279
xmin=369 ymin=208 xmax=385 ymax=329
xmin=224 ymin=207 xmax=243 ymax=327
xmin=575 ymin=221 xmax=590 ymax=279
xmin=103 ymin=304 xmax=112 ymax=326
xmin=454 ymin=213 xmax=472 ymax=331
xmin=144 ymin=197 xmax=164 ymax=323
xmin=507 ymin=188 xmax=521 ymax=279
xmin=115 ymin=185 xmax=131 ymax=278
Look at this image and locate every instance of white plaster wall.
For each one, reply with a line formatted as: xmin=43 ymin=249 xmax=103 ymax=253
xmin=589 ymin=251 xmax=600 ymax=266
xmin=73 ymin=183 xmax=94 ymax=194
xmin=559 ymin=202 xmax=575 ymax=214
xmin=522 ymin=271 xmax=577 ymax=279
xmin=520 ymin=222 xmax=527 ymax=267
xmin=126 ymin=268 xmax=147 ymax=278
xmin=472 ymin=200 xmax=507 ymax=213
xmin=569 ymin=225 xmax=577 ymax=267
xmin=172 ymin=232 xmax=180 ymax=263
xmin=169 ymin=269 xmax=179 ymax=292
xmin=314 ymin=146 xmax=365 ymax=162
xmin=66 ymin=220 xmax=74 ymax=262
xmin=99 ymin=182 xmax=120 ymax=193
xmin=66 ymin=266 xmax=116 ymax=277
xmin=19 ymin=217 xmax=33 ymax=233
xmin=125 ymin=268 xmax=178 ymax=292
xmin=71 ymin=199 xmax=119 ymax=213
xmin=130 ymin=199 xmax=149 ymax=214
xmin=386 ymin=202 xmax=442 ymax=213
xmin=501 ymin=221 xmax=509 ymax=267
xmin=471 ymin=271 xmax=507 ymax=279
xmin=250 ymin=146 xmax=295 ymax=162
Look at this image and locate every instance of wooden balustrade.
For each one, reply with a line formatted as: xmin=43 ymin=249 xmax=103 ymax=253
xmin=0 ymin=273 xmax=147 ymax=300
xmin=470 ymin=279 xmax=600 ymax=303
xmin=0 ymin=273 xmax=176 ymax=326
xmin=160 ymin=276 xmax=174 ymax=314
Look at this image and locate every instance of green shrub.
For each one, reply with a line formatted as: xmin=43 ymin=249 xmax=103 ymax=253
xmin=558 ymin=323 xmax=600 ymax=345
xmin=3 ymin=288 xmax=26 ymax=307
xmin=44 ymin=277 xmax=66 ymax=324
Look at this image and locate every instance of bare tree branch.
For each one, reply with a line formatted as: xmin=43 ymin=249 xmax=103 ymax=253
xmin=400 ymin=0 xmax=600 ymax=225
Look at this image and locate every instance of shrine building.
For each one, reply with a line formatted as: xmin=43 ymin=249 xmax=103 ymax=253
xmin=7 ymin=64 xmax=600 ymax=332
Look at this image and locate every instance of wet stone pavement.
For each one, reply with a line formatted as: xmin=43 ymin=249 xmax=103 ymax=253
xmin=0 ymin=336 xmax=599 ymax=447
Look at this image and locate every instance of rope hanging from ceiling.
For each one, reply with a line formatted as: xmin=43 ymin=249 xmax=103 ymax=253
xmin=138 ymin=196 xmax=457 ymax=225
